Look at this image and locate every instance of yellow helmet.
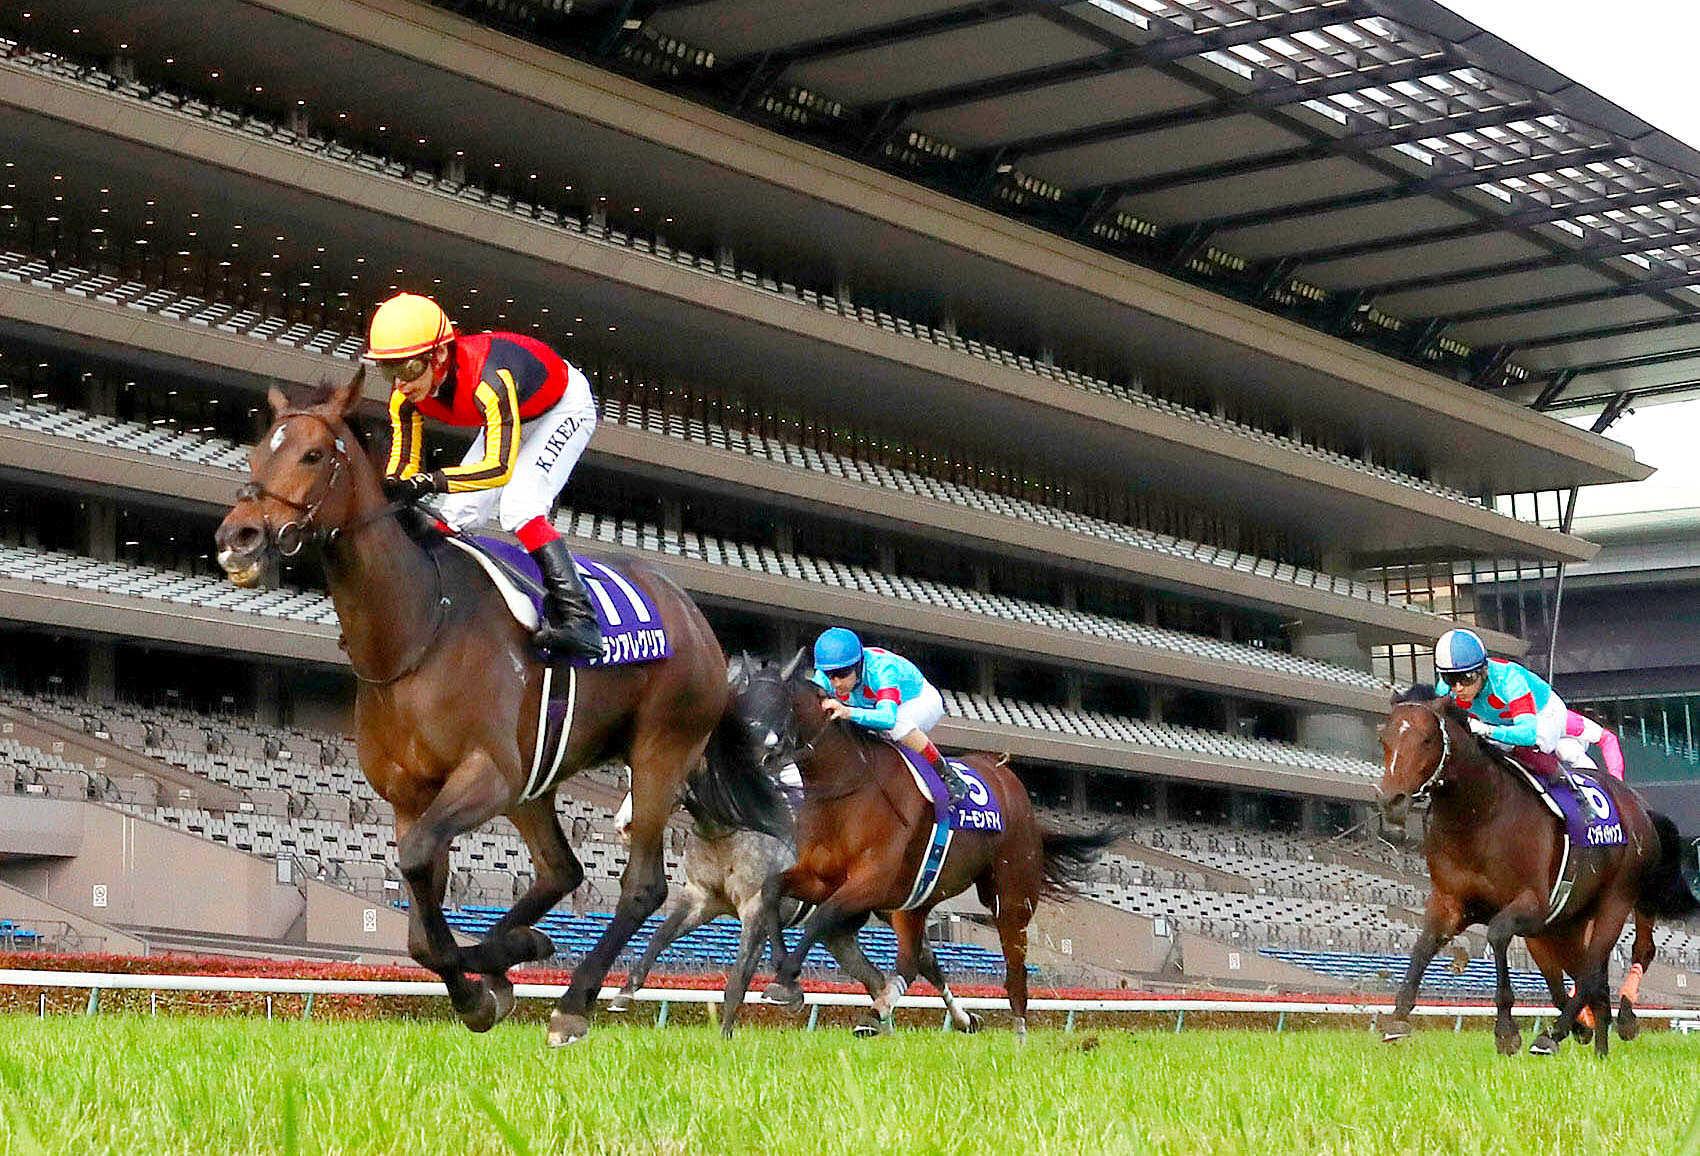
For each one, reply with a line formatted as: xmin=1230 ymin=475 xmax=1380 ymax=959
xmin=367 ymin=292 xmax=455 ymax=360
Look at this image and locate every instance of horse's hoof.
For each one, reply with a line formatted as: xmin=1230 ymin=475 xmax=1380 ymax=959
xmin=606 ymin=991 xmax=634 ymax=1015
xmin=1380 ymin=1019 xmax=1413 ymax=1043
xmin=961 ymin=1012 xmax=983 ymax=1035
xmin=1574 ymin=1023 xmax=1594 ymax=1047
xmin=761 ymin=981 xmax=804 ymax=1010
xmin=1529 ymin=1034 xmax=1558 ymax=1057
xmin=852 ymin=1017 xmax=884 ymax=1039
xmin=461 ymin=976 xmax=515 ymax=1034
xmin=1617 ymin=1001 xmax=1640 ymax=1041
xmin=548 ymin=1010 xmax=590 ymax=1048
xmin=1012 ymin=1016 xmax=1028 ymax=1043
xmin=523 ymin=927 xmax=557 ymax=963
xmin=1495 ymin=1031 xmax=1522 ymax=1056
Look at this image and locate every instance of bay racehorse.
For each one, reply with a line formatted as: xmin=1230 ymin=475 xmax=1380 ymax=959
xmin=1377 ymin=687 xmax=1694 ymax=1056
xmin=737 ymin=652 xmax=1116 ymax=1038
xmin=213 ymin=370 xmax=786 ymax=1046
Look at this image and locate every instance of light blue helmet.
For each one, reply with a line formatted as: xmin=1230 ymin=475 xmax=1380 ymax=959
xmin=813 ymin=627 xmax=864 ymax=673
xmin=1434 ymin=628 xmax=1488 ymax=675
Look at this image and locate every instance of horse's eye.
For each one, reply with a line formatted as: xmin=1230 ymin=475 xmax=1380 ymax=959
xmin=301 ymin=449 xmax=324 ymax=465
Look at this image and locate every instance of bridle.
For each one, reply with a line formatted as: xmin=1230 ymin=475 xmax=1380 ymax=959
xmin=240 ymin=412 xmax=397 ymax=556
xmin=1406 ymin=707 xmax=1455 ymax=804
xmin=240 ymin=410 xmax=446 ymax=686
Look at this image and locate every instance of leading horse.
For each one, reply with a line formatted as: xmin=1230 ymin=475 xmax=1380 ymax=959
xmin=737 ymin=652 xmax=1116 ymax=1038
xmin=1377 ymin=687 xmax=1693 ymax=1056
xmin=214 ymin=370 xmax=785 ymax=1046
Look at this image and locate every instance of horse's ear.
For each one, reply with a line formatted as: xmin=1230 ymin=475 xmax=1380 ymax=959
xmin=266 ymin=386 xmax=292 ymax=417
xmin=780 ymin=647 xmax=808 ymax=682
xmin=320 ymin=366 xmax=365 ymax=419
xmin=726 ymin=654 xmax=750 ymax=691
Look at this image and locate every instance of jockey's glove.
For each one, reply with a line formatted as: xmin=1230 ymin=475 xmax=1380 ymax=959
xmin=1466 ymin=717 xmax=1493 ymax=738
xmin=382 ymin=472 xmax=443 ymax=504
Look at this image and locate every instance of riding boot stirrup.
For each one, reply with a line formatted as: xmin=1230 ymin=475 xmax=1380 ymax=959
xmin=929 ymin=749 xmax=968 ymax=807
xmin=529 ymin=539 xmax=604 ymax=661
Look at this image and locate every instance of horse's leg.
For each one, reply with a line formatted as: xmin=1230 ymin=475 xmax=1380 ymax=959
xmin=549 ymin=732 xmax=707 ymax=1047
xmin=393 ymin=758 xmax=516 ymax=1033
xmin=865 ymin=908 xmax=930 ymax=1035
xmin=914 ymin=933 xmax=980 ymax=1034
xmin=1485 ymin=900 xmax=1543 ymax=1056
xmin=1525 ymin=937 xmax=1584 ymax=1051
xmin=610 ymin=888 xmax=717 ymax=1014
xmin=819 ymin=916 xmax=892 ymax=1035
xmin=763 ymin=869 xmax=892 ymax=1008
xmin=994 ymin=898 xmax=1032 ymax=1042
xmin=457 ymin=795 xmax=582 ymax=977
xmin=719 ymin=874 xmax=783 ymax=1038
xmin=1618 ymin=912 xmax=1654 ymax=1042
xmin=1383 ymin=892 xmax=1464 ymax=1042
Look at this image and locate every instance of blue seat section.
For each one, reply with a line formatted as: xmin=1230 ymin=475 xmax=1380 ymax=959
xmin=1261 ymin=948 xmax=1554 ymax=998
xmin=444 ymin=907 xmax=1024 ymax=977
xmin=0 ymin=919 xmax=42 ymax=948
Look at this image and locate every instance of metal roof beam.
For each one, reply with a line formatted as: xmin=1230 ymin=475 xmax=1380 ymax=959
xmin=1512 ymin=311 xmax=1700 ymax=352
xmin=1278 ymin=182 xmax=1692 ymax=267
xmin=895 ymin=2 xmax=1380 ymax=117
xmin=1528 ymin=345 xmax=1700 ymax=381
xmin=1440 ymin=264 xmax=1700 ymax=325
xmin=1077 ymin=100 xmax=1541 ymax=200
xmin=716 ymin=1 xmax=1046 ymax=70
xmin=1352 ymin=225 xmax=1700 ymax=296
xmin=1179 ymin=144 xmax=1622 ymax=238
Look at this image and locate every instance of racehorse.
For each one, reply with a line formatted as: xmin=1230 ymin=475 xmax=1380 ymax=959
xmin=605 ymin=750 xmax=895 ymax=1036
xmin=736 ymin=652 xmax=1116 ymax=1038
xmin=213 ymin=370 xmax=786 ymax=1046
xmin=1377 ymin=687 xmax=1693 ymax=1056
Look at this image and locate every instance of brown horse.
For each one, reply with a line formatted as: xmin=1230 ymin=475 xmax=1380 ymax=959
xmin=213 ymin=370 xmax=785 ymax=1046
xmin=1377 ymin=687 xmax=1693 ymax=1056
xmin=734 ymin=652 xmax=1115 ymax=1038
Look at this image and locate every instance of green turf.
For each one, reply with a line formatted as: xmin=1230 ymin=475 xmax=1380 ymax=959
xmin=0 ymin=1016 xmax=1696 ymax=1155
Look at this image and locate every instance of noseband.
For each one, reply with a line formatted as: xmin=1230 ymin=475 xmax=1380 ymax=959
xmin=1408 ymin=712 xmax=1454 ymax=803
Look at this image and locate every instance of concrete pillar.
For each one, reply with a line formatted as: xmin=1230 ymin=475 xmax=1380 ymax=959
xmin=1147 ymin=686 xmax=1169 ymax=724
xmin=254 ymin=666 xmax=283 ymax=726
xmin=83 ymin=499 xmax=117 ymax=563
xmin=877 ymin=542 xmax=897 ymax=574
xmin=1150 ymin=779 xmax=1170 ymax=822
xmin=1300 ymin=797 xmax=1326 ymax=835
xmin=1063 ymin=672 xmax=1084 ymax=712
xmin=975 ymin=656 xmax=995 ymax=698
xmin=1070 ymin=768 xmax=1087 ymax=815
xmin=82 ymin=376 xmax=118 ymax=416
xmin=86 ymin=641 xmax=117 ymax=705
xmin=662 ymin=497 xmax=684 ymax=541
xmin=773 ymin=519 xmax=794 ymax=555
xmin=1292 ymin=628 xmax=1377 ymax=757
xmin=972 ymin=560 xmax=991 ymax=594
xmin=1059 ymin=579 xmax=1077 ymax=611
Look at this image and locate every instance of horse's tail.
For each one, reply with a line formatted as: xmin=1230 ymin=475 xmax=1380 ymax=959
xmin=1037 ymin=824 xmax=1120 ymax=902
xmin=681 ymin=703 xmax=790 ymax=841
xmin=1638 ymin=810 xmax=1700 ymax=918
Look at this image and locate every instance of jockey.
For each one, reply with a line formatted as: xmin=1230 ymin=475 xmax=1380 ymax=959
xmin=1559 ymin=710 xmax=1626 ymax=781
xmin=366 ymin=292 xmax=601 ymax=659
xmin=1433 ymin=627 xmax=1578 ymax=787
xmin=809 ymin=627 xmax=967 ymax=806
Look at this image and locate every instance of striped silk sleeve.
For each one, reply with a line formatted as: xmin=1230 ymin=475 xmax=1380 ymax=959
xmin=440 ymin=370 xmax=520 ymax=493
xmin=385 ymin=392 xmax=423 ymax=478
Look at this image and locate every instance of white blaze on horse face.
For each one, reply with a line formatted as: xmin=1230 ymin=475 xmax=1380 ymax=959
xmin=763 ymin=730 xmax=779 ymax=751
xmin=268 ymin=426 xmax=288 ymax=453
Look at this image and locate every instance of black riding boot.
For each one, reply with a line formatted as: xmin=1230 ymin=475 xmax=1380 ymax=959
xmin=925 ymin=745 xmax=968 ymax=806
xmin=529 ymin=538 xmax=604 ymax=660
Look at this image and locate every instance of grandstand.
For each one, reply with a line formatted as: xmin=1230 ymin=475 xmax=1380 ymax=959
xmin=0 ymin=0 xmax=1693 ymax=1000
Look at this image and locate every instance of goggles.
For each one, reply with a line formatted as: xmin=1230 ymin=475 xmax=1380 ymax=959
xmin=376 ymin=354 xmax=433 ymax=384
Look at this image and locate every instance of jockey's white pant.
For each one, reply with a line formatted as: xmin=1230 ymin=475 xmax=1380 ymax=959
xmin=887 ymin=683 xmax=945 ymax=742
xmin=438 ymin=371 xmax=597 ymax=534
xmin=1529 ymin=694 xmax=1570 ymax=755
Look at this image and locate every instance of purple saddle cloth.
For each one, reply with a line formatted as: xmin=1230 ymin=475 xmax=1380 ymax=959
xmin=458 ymin=531 xmax=671 ymax=668
xmin=893 ymin=745 xmax=1005 ymax=832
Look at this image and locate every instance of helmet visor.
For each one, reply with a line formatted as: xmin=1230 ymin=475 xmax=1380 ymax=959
xmin=375 ymin=355 xmax=432 ymax=384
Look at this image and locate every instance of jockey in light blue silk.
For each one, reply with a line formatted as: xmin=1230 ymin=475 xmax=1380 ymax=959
xmin=809 ymin=627 xmax=967 ymax=805
xmin=1433 ymin=627 xmax=1579 ymax=788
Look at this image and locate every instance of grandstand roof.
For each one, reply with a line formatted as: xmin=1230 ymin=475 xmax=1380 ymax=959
xmin=534 ymin=0 xmax=1700 ymax=415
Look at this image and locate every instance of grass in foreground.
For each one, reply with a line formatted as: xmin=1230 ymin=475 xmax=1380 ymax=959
xmin=0 ymin=1016 xmax=1696 ymax=1155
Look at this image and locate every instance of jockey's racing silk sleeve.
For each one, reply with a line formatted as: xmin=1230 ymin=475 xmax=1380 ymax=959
xmin=385 ymin=391 xmax=424 ymax=479
xmin=1437 ymin=658 xmax=1552 ymax=747
xmin=437 ymin=373 xmax=520 ymax=493
xmin=811 ymin=648 xmax=927 ymax=732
